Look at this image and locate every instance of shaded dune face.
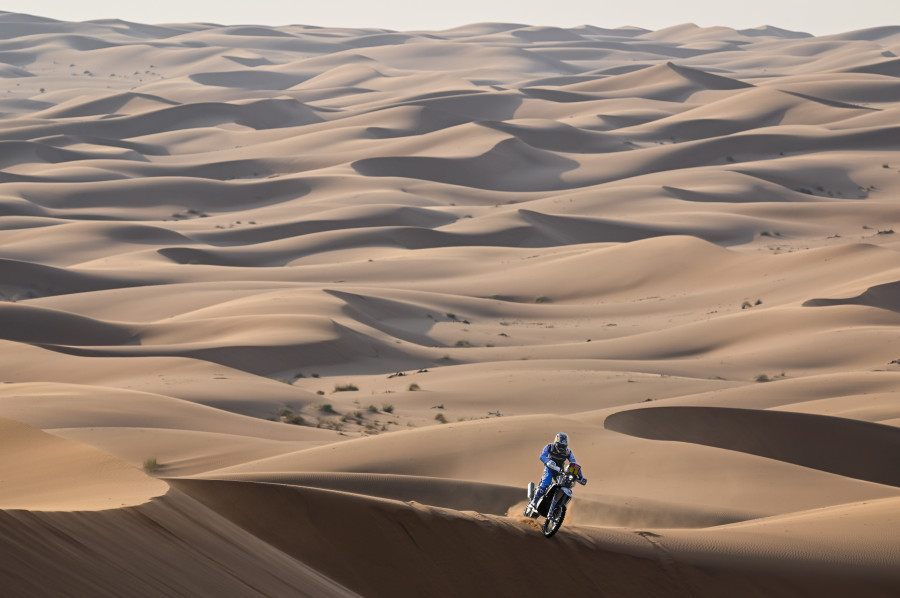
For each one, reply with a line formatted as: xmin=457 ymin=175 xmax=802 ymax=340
xmin=605 ymin=406 xmax=900 ymax=487
xmin=0 ymin=12 xmax=899 ymax=597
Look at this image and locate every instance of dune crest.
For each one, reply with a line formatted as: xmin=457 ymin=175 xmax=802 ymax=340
xmin=0 ymin=417 xmax=167 ymax=511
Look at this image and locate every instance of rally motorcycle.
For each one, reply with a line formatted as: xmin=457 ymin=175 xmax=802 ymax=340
xmin=524 ymin=463 xmax=587 ymax=538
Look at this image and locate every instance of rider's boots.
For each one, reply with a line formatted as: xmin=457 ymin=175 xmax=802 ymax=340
xmin=525 ymin=488 xmax=543 ymax=516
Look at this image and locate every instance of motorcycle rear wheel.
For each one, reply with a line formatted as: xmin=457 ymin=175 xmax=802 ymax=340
xmin=542 ymin=504 xmax=566 ymax=538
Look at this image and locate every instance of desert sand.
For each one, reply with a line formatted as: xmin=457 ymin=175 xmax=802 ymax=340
xmin=0 ymin=10 xmax=898 ymax=597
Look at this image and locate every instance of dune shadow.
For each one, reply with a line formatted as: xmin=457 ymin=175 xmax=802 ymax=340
xmin=803 ymin=280 xmax=900 ymax=314
xmin=189 ymin=70 xmax=308 ymax=91
xmin=187 ymin=471 xmax=522 ymax=515
xmin=352 ymin=137 xmax=581 ymax=191
xmin=170 ymin=478 xmax=709 ymax=598
xmin=605 ymin=406 xmax=900 ymax=487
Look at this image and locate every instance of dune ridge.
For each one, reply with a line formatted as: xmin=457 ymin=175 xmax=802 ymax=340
xmin=0 ymin=11 xmax=898 ymax=597
xmin=172 ymin=478 xmax=900 ymax=598
xmin=605 ymin=405 xmax=900 ymax=486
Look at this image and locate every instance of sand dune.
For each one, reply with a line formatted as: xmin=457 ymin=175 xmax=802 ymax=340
xmin=0 ymin=489 xmax=358 ymax=597
xmin=1 ymin=11 xmax=899 ymax=597
xmin=0 ymin=416 xmax=166 ymax=510
xmin=172 ymin=478 xmax=900 ymax=598
xmin=605 ymin=405 xmax=900 ymax=486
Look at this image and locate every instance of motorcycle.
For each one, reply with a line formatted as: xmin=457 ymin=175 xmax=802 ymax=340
xmin=524 ymin=463 xmax=587 ymax=538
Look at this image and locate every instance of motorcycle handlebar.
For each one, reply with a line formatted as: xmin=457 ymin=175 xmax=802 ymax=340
xmin=555 ymin=470 xmax=588 ymax=484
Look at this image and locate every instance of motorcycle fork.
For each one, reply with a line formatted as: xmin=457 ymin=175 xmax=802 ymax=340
xmin=549 ymin=488 xmax=570 ymax=517
xmin=547 ymin=488 xmax=562 ymax=516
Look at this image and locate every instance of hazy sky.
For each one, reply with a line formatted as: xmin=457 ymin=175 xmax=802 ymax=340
xmin=3 ymin=0 xmax=898 ymax=35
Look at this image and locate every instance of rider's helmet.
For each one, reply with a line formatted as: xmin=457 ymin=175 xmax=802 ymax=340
xmin=554 ymin=432 xmax=568 ymax=452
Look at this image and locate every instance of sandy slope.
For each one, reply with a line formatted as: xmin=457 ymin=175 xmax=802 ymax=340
xmin=0 ymin=488 xmax=359 ymax=597
xmin=1 ymin=11 xmax=899 ymax=597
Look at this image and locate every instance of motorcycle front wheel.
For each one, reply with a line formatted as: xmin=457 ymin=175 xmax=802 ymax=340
xmin=542 ymin=504 xmax=566 ymax=538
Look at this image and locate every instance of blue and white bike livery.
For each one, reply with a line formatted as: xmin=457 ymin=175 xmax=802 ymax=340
xmin=524 ymin=462 xmax=587 ymax=538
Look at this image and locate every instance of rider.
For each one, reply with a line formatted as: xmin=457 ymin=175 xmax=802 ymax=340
xmin=528 ymin=432 xmax=584 ymax=511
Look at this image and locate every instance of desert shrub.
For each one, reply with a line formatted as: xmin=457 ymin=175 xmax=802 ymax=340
xmin=367 ymin=404 xmax=379 ymax=413
xmin=318 ymin=419 xmax=344 ymax=431
xmin=382 ymin=404 xmax=394 ymax=413
xmin=454 ymin=340 xmax=472 ymax=347
xmin=318 ymin=403 xmax=338 ymax=414
xmin=340 ymin=411 xmax=364 ymax=424
xmin=142 ymin=457 xmax=160 ymax=474
xmin=408 ymin=383 xmax=420 ymax=391
xmin=278 ymin=407 xmax=305 ymax=425
xmin=741 ymin=301 xmax=752 ymax=309
xmin=434 ymin=413 xmax=448 ymax=424
xmin=334 ymin=383 xmax=358 ymax=392
xmin=755 ymin=374 xmax=770 ymax=383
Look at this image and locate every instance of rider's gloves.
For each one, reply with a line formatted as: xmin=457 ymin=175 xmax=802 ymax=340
xmin=547 ymin=462 xmax=560 ymax=472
